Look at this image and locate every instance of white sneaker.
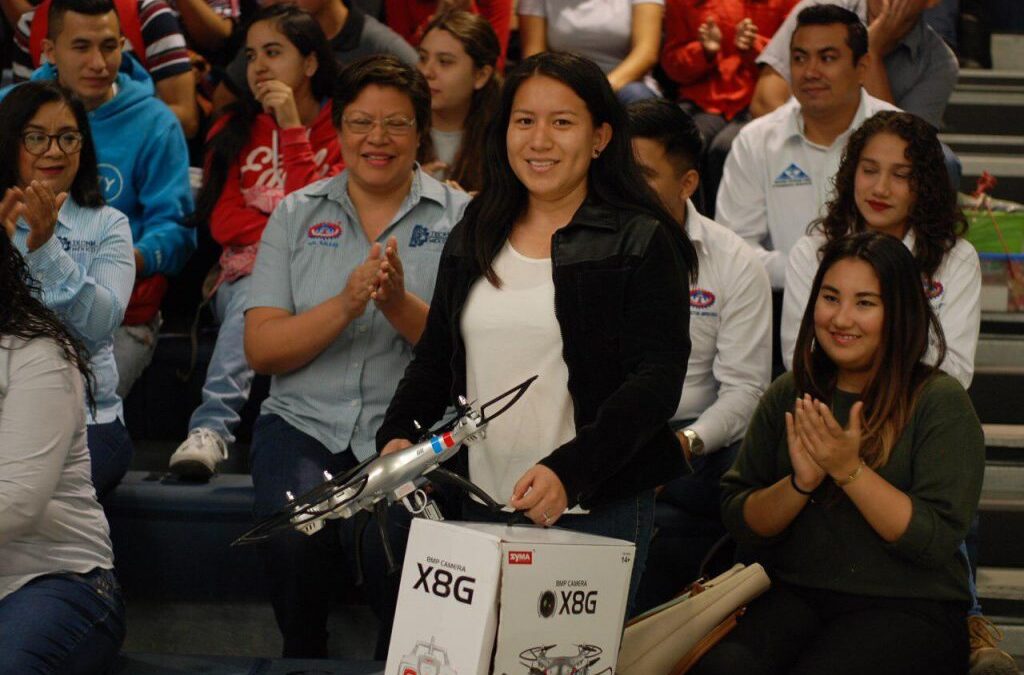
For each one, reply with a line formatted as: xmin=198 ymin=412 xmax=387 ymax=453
xmin=169 ymin=428 xmax=228 ymax=481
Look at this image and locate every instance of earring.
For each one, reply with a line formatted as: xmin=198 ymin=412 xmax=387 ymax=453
xmin=592 ymin=148 xmax=601 ymax=158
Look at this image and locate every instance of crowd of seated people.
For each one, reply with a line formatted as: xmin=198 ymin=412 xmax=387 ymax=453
xmin=1 ymin=0 xmax=1020 ymax=673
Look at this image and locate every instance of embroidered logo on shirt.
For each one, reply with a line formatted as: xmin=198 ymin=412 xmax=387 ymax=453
xmin=690 ymin=288 xmax=716 ymax=308
xmin=409 ymin=224 xmax=449 ymax=248
xmin=773 ymin=163 xmax=812 ymax=188
xmin=925 ymin=279 xmax=944 ymax=300
xmin=308 ymin=222 xmax=342 ymax=239
xmin=57 ymin=236 xmax=98 ymax=254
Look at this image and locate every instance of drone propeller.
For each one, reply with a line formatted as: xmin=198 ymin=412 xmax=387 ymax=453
xmin=479 ymin=375 xmax=538 ymax=425
xmin=232 ymin=472 xmax=369 ymax=545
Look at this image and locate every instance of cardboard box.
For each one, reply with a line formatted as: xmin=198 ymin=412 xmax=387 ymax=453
xmin=386 ymin=519 xmax=635 ymax=675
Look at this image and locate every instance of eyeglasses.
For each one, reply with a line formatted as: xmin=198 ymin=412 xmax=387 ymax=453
xmin=342 ymin=115 xmax=416 ymax=136
xmin=21 ymin=131 xmax=84 ymax=156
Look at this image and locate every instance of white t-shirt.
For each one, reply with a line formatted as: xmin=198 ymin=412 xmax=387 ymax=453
xmin=715 ymin=90 xmax=899 ymax=287
xmin=675 ymin=200 xmax=772 ymax=453
xmin=460 ymin=241 xmax=584 ymax=514
xmin=781 ymin=231 xmax=981 ymax=388
xmin=517 ymin=0 xmax=664 ymax=74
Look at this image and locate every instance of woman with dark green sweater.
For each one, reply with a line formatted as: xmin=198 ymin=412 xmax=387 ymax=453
xmin=693 ymin=232 xmax=985 ymax=675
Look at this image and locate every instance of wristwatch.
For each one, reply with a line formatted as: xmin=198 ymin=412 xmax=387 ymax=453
xmin=682 ymin=428 xmax=705 ymax=457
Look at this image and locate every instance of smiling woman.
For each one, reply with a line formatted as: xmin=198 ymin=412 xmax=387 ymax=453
xmin=692 ymin=232 xmax=985 ymax=675
xmin=781 ymin=111 xmax=981 ymax=389
xmin=0 ymin=81 xmax=135 ymax=499
xmin=378 ymin=51 xmax=699 ymax=619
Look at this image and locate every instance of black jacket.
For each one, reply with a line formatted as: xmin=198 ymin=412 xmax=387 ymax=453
xmin=377 ymin=200 xmax=693 ymax=509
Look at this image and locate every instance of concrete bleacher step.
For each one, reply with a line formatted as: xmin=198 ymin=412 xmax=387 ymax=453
xmin=939 ymin=132 xmax=1024 ymax=203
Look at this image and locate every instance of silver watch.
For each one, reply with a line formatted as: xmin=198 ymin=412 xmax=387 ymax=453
xmin=682 ymin=428 xmax=705 ymax=457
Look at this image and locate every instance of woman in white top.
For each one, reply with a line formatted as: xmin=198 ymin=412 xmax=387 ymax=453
xmin=782 ymin=111 xmax=981 ymax=389
xmin=417 ymin=10 xmax=501 ymax=193
xmin=0 ymin=221 xmax=124 ymax=672
xmin=517 ymin=0 xmax=664 ymax=104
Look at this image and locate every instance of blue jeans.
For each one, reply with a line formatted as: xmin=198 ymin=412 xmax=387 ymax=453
xmin=250 ymin=414 xmax=409 ymax=659
xmin=462 ymin=490 xmax=656 ymax=619
xmin=0 ymin=568 xmax=125 ymax=674
xmin=86 ymin=419 xmax=134 ymax=500
xmin=617 ymin=81 xmax=659 ymax=105
xmin=189 ymin=275 xmax=255 ymax=443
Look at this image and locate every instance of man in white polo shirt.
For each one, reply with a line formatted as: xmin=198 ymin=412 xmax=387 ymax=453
xmin=716 ymin=4 xmax=897 ymax=289
xmin=627 ymin=99 xmax=772 ymax=610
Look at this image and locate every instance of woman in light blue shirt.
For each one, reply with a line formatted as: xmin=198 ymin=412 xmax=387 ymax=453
xmin=1 ymin=82 xmax=136 ymax=498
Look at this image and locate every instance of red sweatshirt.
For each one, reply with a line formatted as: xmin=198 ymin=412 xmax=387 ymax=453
xmin=207 ymin=100 xmax=344 ymax=248
xmin=384 ymin=0 xmax=511 ymax=71
xmin=662 ymin=0 xmax=797 ymax=120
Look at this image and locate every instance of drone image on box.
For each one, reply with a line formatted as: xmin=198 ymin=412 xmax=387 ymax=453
xmin=233 ymin=376 xmax=538 ymax=578
xmin=517 ymin=644 xmax=612 ymax=675
xmin=398 ymin=637 xmax=458 ymax=675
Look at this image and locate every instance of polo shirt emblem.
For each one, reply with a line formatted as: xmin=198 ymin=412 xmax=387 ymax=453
xmin=925 ymin=279 xmax=944 ymax=300
xmin=308 ymin=222 xmax=342 ymax=239
xmin=409 ymin=224 xmax=449 ymax=248
xmin=690 ymin=288 xmax=716 ymax=308
xmin=57 ymin=236 xmax=98 ymax=254
xmin=773 ymin=163 xmax=812 ymax=188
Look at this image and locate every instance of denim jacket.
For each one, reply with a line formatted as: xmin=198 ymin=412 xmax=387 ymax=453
xmin=378 ymin=199 xmax=694 ymax=509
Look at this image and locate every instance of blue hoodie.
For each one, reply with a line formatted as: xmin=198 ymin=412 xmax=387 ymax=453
xmin=2 ymin=56 xmax=195 ymax=276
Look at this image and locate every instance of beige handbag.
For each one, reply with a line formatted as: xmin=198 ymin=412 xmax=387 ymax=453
xmin=617 ymin=563 xmax=771 ymax=675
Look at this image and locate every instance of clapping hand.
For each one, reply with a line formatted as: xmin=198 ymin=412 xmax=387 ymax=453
xmin=792 ymin=395 xmax=864 ymax=480
xmin=0 ymin=182 xmax=67 ymax=250
xmin=341 ymin=243 xmax=383 ymax=318
xmin=785 ymin=397 xmax=827 ymax=493
xmin=699 ymin=17 xmax=722 ymax=56
xmin=735 ymin=17 xmax=758 ymax=51
xmin=371 ymin=236 xmax=407 ymax=307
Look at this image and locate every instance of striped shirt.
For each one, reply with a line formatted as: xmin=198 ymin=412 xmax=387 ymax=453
xmin=13 ymin=0 xmax=192 ymax=83
xmin=13 ymin=198 xmax=136 ymax=425
xmin=246 ymin=167 xmax=471 ymax=460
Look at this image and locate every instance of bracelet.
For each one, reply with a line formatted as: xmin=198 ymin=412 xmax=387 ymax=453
xmin=834 ymin=460 xmax=865 ymax=487
xmin=789 ymin=473 xmax=815 ymax=496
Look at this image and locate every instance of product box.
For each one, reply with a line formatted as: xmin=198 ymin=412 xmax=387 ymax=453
xmin=386 ymin=519 xmax=635 ymax=675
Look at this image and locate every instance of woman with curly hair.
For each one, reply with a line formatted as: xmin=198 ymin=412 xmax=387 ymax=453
xmin=694 ymin=232 xmax=984 ymax=675
xmin=0 ymin=219 xmax=125 ymax=672
xmin=781 ymin=111 xmax=981 ymax=389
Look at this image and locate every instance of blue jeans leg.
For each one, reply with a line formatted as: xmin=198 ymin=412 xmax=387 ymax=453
xmin=0 ymin=568 xmax=125 ymax=675
xmin=250 ymin=414 xmax=359 ymax=658
xmin=188 ymin=275 xmax=255 ymax=443
xmin=617 ymin=81 xmax=659 ymax=105
xmin=86 ymin=419 xmax=134 ymax=500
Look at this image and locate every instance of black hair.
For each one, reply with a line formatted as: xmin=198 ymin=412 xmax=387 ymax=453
xmin=793 ymin=231 xmax=944 ymax=469
xmin=625 ymin=98 xmax=703 ymax=175
xmin=793 ymin=4 xmax=868 ymax=63
xmin=460 ymin=51 xmax=698 ymax=286
xmin=0 ymin=81 xmax=104 ymax=207
xmin=191 ymin=4 xmax=337 ymax=229
xmin=0 ymin=219 xmax=96 ymax=412
xmin=332 ymin=55 xmax=432 ymax=139
xmin=47 ymin=0 xmax=120 ymax=40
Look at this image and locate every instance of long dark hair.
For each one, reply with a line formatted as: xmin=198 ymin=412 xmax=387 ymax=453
xmin=0 ymin=81 xmax=103 ymax=207
xmin=462 ymin=51 xmax=698 ymax=286
xmin=191 ymin=4 xmax=337 ymax=229
xmin=793 ymin=232 xmax=945 ymax=468
xmin=420 ymin=10 xmax=501 ymax=192
xmin=815 ymin=111 xmax=967 ymax=281
xmin=0 ymin=232 xmax=95 ymax=411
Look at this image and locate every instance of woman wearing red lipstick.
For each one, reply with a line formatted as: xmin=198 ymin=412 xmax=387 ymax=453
xmin=169 ymin=5 xmax=344 ymax=479
xmin=781 ymin=111 xmax=981 ymax=390
xmin=415 ymin=10 xmax=501 ymax=193
xmin=694 ymin=232 xmax=984 ymax=675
